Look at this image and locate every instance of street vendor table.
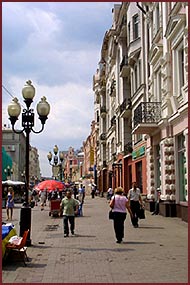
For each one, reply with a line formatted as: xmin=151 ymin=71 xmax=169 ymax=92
xmin=2 ymin=223 xmax=17 ymax=259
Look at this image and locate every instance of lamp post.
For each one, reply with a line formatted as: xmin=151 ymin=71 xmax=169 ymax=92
xmin=7 ymin=80 xmax=50 ymax=245
xmin=47 ymin=145 xmax=64 ymax=181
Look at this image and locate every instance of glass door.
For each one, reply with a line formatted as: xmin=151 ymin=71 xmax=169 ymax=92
xmin=178 ymin=134 xmax=186 ymax=201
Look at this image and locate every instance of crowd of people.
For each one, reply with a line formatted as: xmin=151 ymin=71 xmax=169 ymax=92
xmin=4 ymin=181 xmax=157 ymax=243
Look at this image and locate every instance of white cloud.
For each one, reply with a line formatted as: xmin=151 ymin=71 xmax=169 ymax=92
xmin=2 ymin=2 xmax=116 ymax=176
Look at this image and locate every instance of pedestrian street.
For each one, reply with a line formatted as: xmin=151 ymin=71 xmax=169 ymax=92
xmin=2 ymin=195 xmax=188 ymax=283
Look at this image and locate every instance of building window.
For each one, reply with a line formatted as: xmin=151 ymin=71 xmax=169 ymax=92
xmin=155 ymin=4 xmax=160 ymax=33
xmin=134 ymin=65 xmax=138 ymax=91
xmin=133 ymin=59 xmax=141 ymax=92
xmin=179 ymin=48 xmax=185 ymax=89
xmin=128 ymin=22 xmax=130 ymax=44
xmin=97 ymin=111 xmax=99 ymax=123
xmin=155 ymin=145 xmax=161 ymax=189
xmin=177 ymin=134 xmax=186 ymax=201
xmin=117 ymin=118 xmax=121 ymax=144
xmin=133 ymin=14 xmax=139 ymax=40
xmin=173 ymin=41 xmax=185 ymax=97
xmin=139 ymin=60 xmax=141 ymax=86
xmin=131 ymin=73 xmax=134 ymax=95
xmin=134 ymin=134 xmax=142 ymax=144
xmin=154 ymin=69 xmax=162 ymax=102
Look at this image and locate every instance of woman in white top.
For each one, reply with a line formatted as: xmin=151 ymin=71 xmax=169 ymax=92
xmin=109 ymin=187 xmax=132 ymax=243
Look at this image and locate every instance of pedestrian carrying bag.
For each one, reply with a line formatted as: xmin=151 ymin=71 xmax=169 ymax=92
xmin=109 ymin=195 xmax=115 ymax=220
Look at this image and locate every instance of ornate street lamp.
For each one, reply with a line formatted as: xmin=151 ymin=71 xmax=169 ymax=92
xmin=47 ymin=145 xmax=64 ymax=181
xmin=7 ymin=80 xmax=50 ymax=245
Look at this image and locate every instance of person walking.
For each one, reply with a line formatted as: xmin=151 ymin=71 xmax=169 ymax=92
xmin=6 ymin=186 xmax=14 ymax=221
xmin=73 ymin=185 xmax=78 ymax=199
xmin=78 ymin=185 xmax=85 ymax=203
xmin=107 ymin=187 xmax=113 ymax=200
xmin=109 ymin=187 xmax=133 ymax=243
xmin=91 ymin=184 xmax=96 ymax=198
xmin=127 ymin=182 xmax=143 ymax=228
xmin=40 ymin=188 xmax=47 ymax=211
xmin=152 ymin=189 xmax=161 ymax=215
xmin=60 ymin=189 xmax=80 ymax=237
xmin=32 ymin=188 xmax=39 ymax=206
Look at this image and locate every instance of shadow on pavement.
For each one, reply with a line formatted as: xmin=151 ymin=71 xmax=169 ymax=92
xmin=73 ymin=234 xmax=96 ymax=238
xmin=79 ymin=247 xmax=135 ymax=252
xmin=139 ymin=226 xmax=165 ymax=229
xmin=125 ymin=241 xmax=155 ymax=244
xmin=2 ymin=262 xmax=47 ymax=269
xmin=30 ymin=244 xmax=52 ymax=249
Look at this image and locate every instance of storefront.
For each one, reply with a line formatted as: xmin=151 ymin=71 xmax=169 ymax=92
xmin=131 ymin=145 xmax=147 ymax=194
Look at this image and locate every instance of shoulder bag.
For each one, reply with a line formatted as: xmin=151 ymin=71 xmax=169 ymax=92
xmin=109 ymin=195 xmax=115 ymax=220
xmin=138 ymin=206 xmax=145 ymax=219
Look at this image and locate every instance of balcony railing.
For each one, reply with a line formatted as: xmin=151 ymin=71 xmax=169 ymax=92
xmin=134 ymin=102 xmax=161 ymax=128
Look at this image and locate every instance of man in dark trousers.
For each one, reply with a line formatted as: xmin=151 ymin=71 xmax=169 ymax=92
xmin=127 ymin=182 xmax=143 ymax=228
xmin=60 ymin=190 xmax=79 ymax=237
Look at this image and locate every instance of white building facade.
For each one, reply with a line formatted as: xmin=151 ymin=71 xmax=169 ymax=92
xmin=93 ymin=2 xmax=188 ymax=221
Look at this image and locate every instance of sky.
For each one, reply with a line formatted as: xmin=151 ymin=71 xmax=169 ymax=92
xmin=2 ymin=2 xmax=118 ymax=177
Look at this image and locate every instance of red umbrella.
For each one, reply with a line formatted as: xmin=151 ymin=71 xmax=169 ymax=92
xmin=35 ymin=180 xmax=65 ymax=192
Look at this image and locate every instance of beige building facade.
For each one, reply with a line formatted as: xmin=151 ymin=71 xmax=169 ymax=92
xmin=92 ymin=2 xmax=188 ymax=220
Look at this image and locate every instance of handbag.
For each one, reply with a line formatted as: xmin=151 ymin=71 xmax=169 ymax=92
xmin=138 ymin=207 xmax=145 ymax=219
xmin=109 ymin=210 xmax=115 ymax=220
xmin=109 ymin=195 xmax=115 ymax=220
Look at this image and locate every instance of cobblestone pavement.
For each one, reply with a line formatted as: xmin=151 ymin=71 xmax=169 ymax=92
xmin=2 ymin=195 xmax=188 ymax=283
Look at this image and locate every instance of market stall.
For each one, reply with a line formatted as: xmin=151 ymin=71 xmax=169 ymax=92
xmin=2 ymin=223 xmax=17 ymax=259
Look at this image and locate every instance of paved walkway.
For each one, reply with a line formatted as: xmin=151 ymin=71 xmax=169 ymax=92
xmin=2 ymin=195 xmax=188 ymax=283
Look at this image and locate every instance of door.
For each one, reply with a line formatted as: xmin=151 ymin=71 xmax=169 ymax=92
xmin=178 ymin=134 xmax=186 ymax=201
xmin=136 ymin=161 xmax=142 ymax=193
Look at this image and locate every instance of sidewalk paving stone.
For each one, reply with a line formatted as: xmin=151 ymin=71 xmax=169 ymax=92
xmin=2 ymin=196 xmax=188 ymax=283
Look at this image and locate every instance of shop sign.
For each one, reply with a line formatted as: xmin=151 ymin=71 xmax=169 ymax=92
xmin=132 ymin=146 xmax=145 ymax=159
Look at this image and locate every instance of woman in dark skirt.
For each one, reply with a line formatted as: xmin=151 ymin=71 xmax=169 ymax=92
xmin=109 ymin=187 xmax=133 ymax=243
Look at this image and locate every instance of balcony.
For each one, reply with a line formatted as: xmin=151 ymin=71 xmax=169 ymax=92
xmin=120 ymin=98 xmax=132 ymax=118
xmin=133 ymin=102 xmax=161 ymax=134
xmin=120 ymin=56 xmax=130 ymax=77
xmin=100 ymin=106 xmax=107 ymax=117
